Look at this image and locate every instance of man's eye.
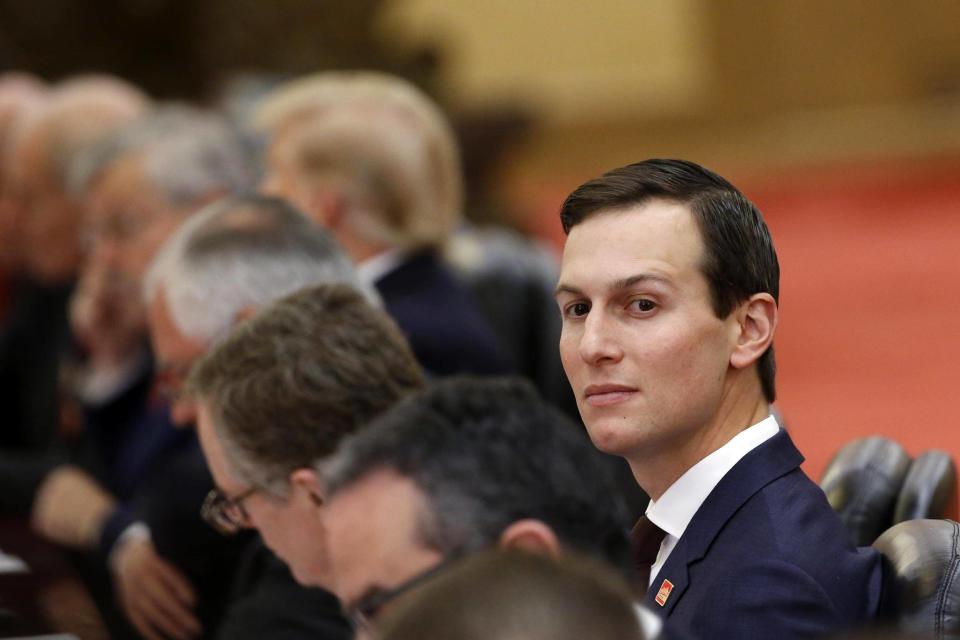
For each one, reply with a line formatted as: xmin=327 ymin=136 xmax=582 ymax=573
xmin=565 ymin=302 xmax=590 ymax=318
xmin=630 ymin=299 xmax=656 ymax=313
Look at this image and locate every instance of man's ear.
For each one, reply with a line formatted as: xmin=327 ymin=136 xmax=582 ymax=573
xmin=303 ymin=189 xmax=345 ymax=230
xmin=730 ymin=293 xmax=778 ymax=370
xmin=497 ymin=519 xmax=561 ymax=558
xmin=289 ymin=468 xmax=325 ymax=507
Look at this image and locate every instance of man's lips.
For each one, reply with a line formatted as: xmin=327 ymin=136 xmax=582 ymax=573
xmin=583 ymin=384 xmax=638 ymax=407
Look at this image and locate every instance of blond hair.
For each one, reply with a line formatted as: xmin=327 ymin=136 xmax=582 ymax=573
xmin=254 ymin=71 xmax=462 ymax=247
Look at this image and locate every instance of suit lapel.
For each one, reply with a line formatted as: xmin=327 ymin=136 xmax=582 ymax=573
xmin=643 ymin=429 xmax=805 ymax=617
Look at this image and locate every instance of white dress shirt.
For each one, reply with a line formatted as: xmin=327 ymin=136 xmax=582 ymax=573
xmin=356 ymin=247 xmax=407 ymax=285
xmin=644 ymin=414 xmax=780 ymax=587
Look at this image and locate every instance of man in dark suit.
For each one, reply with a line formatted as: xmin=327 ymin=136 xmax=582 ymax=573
xmin=16 ymin=107 xmax=252 ymax=638
xmin=0 ymin=75 xmax=147 ymax=453
xmin=555 ymin=159 xmax=883 ymax=639
xmin=255 ymin=71 xmax=513 ymax=377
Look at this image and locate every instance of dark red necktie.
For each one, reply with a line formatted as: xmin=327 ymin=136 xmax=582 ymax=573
xmin=631 ymin=515 xmax=668 ymax=594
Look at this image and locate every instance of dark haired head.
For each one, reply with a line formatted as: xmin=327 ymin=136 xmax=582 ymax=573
xmin=376 ymin=550 xmax=646 ymax=640
xmin=323 ymin=376 xmax=632 ymax=572
xmin=560 ymin=159 xmax=780 ymax=401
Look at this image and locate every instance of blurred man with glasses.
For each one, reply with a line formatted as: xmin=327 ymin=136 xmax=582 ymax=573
xmin=188 ymin=283 xmax=423 ymax=589
xmin=115 ymin=194 xmax=367 ymax=640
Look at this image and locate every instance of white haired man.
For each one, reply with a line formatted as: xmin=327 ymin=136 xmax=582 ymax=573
xmin=114 ymin=194 xmax=366 ymax=640
xmin=0 ymin=74 xmax=148 ymax=453
xmin=256 ymin=71 xmax=512 ymax=377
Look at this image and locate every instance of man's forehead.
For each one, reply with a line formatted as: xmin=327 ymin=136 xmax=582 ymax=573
xmin=196 ymin=401 xmax=246 ymax=490
xmin=95 ymin=151 xmax=148 ymax=192
xmin=147 ymin=289 xmax=208 ymax=364
xmin=558 ymin=201 xmax=704 ymax=286
xmin=326 ymin=469 xmax=432 ymax=559
xmin=325 ymin=471 xmax=428 ymax=586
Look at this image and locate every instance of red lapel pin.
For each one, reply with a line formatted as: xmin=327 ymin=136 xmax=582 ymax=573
xmin=655 ymin=579 xmax=674 ymax=606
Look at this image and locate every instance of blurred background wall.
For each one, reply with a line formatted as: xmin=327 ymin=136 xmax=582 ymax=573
xmin=2 ymin=0 xmax=959 ymax=480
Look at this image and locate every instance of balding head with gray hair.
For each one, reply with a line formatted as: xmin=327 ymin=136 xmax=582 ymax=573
xmin=16 ymin=74 xmax=150 ymax=188
xmin=69 ymin=104 xmax=251 ymax=206
xmin=145 ymin=193 xmax=371 ymax=346
xmin=8 ymin=73 xmax=149 ymax=281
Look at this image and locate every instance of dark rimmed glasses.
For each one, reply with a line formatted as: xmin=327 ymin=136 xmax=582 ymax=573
xmin=200 ymin=486 xmax=260 ymax=535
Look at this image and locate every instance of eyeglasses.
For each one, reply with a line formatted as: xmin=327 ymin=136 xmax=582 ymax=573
xmin=200 ymin=486 xmax=260 ymax=535
xmin=347 ymin=556 xmax=458 ymax=632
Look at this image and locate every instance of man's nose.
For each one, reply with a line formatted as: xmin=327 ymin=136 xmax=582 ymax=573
xmin=578 ymin=310 xmax=624 ymax=365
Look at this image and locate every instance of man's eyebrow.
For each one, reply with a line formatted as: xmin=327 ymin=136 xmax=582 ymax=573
xmin=554 ymin=283 xmax=583 ymax=298
xmin=611 ymin=273 xmax=674 ymax=291
xmin=555 ymin=273 xmax=673 ymax=299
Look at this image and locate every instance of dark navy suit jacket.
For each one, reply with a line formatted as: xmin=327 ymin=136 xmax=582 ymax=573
xmin=645 ymin=430 xmax=883 ymax=639
xmin=374 ymin=250 xmax=514 ymax=377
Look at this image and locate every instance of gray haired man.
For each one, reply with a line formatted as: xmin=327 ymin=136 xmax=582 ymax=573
xmin=109 ymin=194 xmax=368 ymax=640
xmin=27 ymin=105 xmax=252 ymax=550
xmin=188 ymin=283 xmax=424 ymax=587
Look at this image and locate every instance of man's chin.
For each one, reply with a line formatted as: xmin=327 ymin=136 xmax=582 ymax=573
xmin=291 ymin=562 xmax=335 ymax=591
xmin=585 ymin=422 xmax=639 ymax=457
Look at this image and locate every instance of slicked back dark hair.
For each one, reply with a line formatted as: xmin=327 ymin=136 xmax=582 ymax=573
xmin=323 ymin=377 xmax=632 ymax=573
xmin=560 ymin=158 xmax=780 ymax=402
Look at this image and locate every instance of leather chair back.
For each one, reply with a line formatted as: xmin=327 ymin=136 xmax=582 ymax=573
xmin=821 ymin=436 xmax=912 ymax=545
xmin=894 ymin=451 xmax=957 ymax=524
xmin=874 ymin=519 xmax=960 ymax=638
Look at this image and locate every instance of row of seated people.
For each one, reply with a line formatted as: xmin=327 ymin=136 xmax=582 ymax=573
xmin=0 ymin=68 xmax=641 ymax=638
xmin=0 ymin=67 xmax=956 ymax=640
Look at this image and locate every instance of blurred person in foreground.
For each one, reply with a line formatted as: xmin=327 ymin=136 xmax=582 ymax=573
xmin=187 ymin=283 xmax=424 ymax=637
xmin=119 ymin=194 xmax=367 ymax=640
xmin=555 ymin=159 xmax=882 ymax=638
xmin=318 ymin=376 xmax=659 ymax=637
xmin=255 ymin=71 xmax=512 ymax=377
xmin=375 ymin=549 xmax=648 ymax=640
xmin=0 ymin=74 xmax=148 ymax=452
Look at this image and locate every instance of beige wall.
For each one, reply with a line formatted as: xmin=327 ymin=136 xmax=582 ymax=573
xmin=379 ymin=1 xmax=960 ymax=176
xmin=378 ymin=0 xmax=711 ymax=122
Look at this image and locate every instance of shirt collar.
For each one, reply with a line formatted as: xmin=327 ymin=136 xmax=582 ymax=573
xmin=645 ymin=414 xmax=780 ymax=539
xmin=357 ymin=247 xmax=409 ymax=285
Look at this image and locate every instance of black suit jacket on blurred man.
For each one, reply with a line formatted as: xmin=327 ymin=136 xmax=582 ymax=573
xmin=373 ymin=250 xmax=514 ymax=377
xmin=215 ymin=538 xmax=352 ymax=640
xmin=0 ymin=278 xmax=72 ymax=452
